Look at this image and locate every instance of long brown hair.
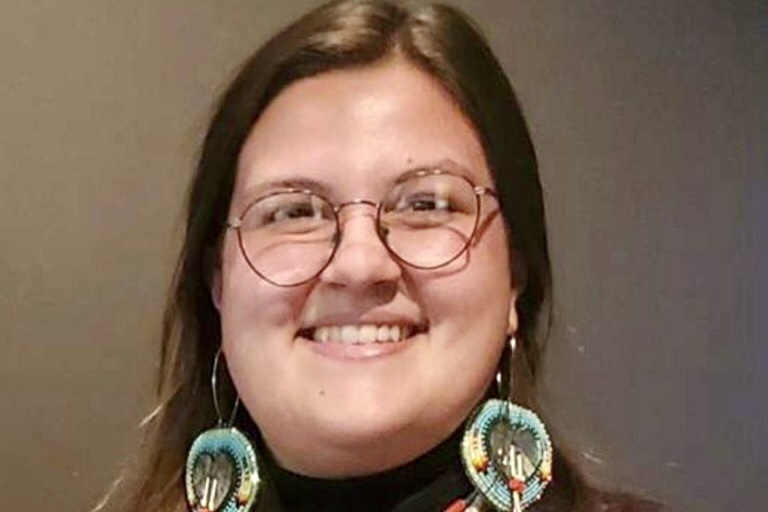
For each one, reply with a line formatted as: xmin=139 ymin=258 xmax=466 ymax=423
xmin=103 ymin=1 xmax=561 ymax=510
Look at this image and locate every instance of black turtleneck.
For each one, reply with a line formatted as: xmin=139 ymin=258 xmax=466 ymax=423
xmin=257 ymin=428 xmax=473 ymax=512
xmin=235 ymin=411 xmax=664 ymax=512
xmin=250 ymin=431 xmax=585 ymax=512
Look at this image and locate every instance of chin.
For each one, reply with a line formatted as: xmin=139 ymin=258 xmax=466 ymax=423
xmin=297 ymin=414 xmax=443 ymax=477
xmin=303 ymin=367 xmax=485 ymax=444
xmin=313 ymin=393 xmax=422 ymax=442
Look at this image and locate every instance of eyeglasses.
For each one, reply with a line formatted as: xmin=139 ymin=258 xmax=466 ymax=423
xmin=227 ymin=169 xmax=497 ymax=287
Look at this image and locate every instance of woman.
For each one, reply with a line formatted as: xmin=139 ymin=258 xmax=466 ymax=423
xmin=107 ymin=1 xmax=664 ymax=511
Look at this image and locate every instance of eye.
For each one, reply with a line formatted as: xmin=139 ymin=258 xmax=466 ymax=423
xmin=397 ymin=193 xmax=452 ymax=212
xmin=270 ymin=199 xmax=319 ymax=223
xmin=242 ymin=192 xmax=333 ymax=232
xmin=383 ymin=192 xmax=456 ymax=230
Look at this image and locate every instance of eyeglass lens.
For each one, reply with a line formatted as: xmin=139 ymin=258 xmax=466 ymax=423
xmin=236 ymin=173 xmax=480 ymax=286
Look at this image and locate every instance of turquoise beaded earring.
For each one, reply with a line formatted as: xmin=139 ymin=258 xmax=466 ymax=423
xmin=185 ymin=349 xmax=261 ymax=512
xmin=460 ymin=337 xmax=553 ymax=512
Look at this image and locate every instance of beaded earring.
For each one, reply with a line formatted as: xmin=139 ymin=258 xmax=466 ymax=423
xmin=185 ymin=349 xmax=261 ymax=512
xmin=460 ymin=337 xmax=553 ymax=512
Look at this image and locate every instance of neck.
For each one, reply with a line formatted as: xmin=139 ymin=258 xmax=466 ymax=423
xmin=265 ymin=424 xmax=464 ymax=478
xmin=257 ymin=426 xmax=472 ymax=512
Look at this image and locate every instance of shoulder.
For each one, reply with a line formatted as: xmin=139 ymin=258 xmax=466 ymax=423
xmin=579 ymin=489 xmax=670 ymax=512
xmin=540 ymin=451 xmax=670 ymax=512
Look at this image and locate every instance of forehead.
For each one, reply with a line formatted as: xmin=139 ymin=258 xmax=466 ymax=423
xmin=233 ymin=59 xmax=490 ymax=206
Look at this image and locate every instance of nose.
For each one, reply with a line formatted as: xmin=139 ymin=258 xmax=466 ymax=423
xmin=318 ymin=202 xmax=402 ymax=288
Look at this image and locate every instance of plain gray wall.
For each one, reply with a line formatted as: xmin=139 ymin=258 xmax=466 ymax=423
xmin=1 ymin=1 xmax=764 ymax=511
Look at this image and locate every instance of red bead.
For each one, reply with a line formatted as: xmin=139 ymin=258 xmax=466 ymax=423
xmin=444 ymin=499 xmax=468 ymax=512
xmin=508 ymin=478 xmax=526 ymax=493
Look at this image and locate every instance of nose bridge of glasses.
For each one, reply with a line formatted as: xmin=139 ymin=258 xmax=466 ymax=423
xmin=334 ymin=198 xmax=379 ymax=214
xmin=332 ymin=198 xmax=388 ymax=244
xmin=334 ymin=199 xmax=380 ymax=228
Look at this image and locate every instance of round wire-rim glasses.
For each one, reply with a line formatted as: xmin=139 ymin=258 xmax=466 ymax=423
xmin=226 ymin=168 xmax=498 ymax=287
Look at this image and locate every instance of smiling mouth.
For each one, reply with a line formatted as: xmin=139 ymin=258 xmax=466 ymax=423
xmin=298 ymin=324 xmax=426 ymax=345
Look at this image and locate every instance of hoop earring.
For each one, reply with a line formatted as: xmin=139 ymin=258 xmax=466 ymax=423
xmin=185 ymin=349 xmax=261 ymax=512
xmin=460 ymin=337 xmax=553 ymax=512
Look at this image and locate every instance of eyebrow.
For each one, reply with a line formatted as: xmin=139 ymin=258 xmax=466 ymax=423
xmin=239 ymin=177 xmax=334 ymax=204
xmin=238 ymin=159 xmax=480 ymax=202
xmin=396 ymin=159 xmax=475 ymax=183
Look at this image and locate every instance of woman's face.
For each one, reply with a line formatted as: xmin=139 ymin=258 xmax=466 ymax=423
xmin=215 ymin=59 xmax=517 ymax=477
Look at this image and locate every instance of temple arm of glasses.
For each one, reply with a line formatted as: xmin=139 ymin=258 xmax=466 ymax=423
xmin=475 ymin=186 xmax=497 ymax=198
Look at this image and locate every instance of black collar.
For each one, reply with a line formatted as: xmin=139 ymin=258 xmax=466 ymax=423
xmin=259 ymin=428 xmax=471 ymax=512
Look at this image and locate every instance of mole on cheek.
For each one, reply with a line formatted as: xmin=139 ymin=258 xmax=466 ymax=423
xmin=318 ymin=389 xmax=326 ymax=396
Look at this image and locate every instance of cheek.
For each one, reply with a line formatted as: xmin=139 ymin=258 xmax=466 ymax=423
xmin=218 ymin=237 xmax=303 ymax=328
xmin=217 ymin=240 xmax=311 ymax=405
xmin=419 ymin=223 xmax=512 ymax=322
xmin=407 ymin=225 xmax=512 ymax=421
xmin=411 ymin=222 xmax=513 ymax=391
xmin=472 ymin=224 xmax=513 ymax=289
xmin=218 ymin=243 xmax=310 ymax=418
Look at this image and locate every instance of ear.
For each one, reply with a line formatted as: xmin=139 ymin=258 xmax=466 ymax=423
xmin=211 ymin=268 xmax=223 ymax=311
xmin=507 ymin=250 xmax=525 ymax=336
xmin=507 ymin=287 xmax=519 ymax=336
xmin=203 ymin=239 xmax=225 ymax=311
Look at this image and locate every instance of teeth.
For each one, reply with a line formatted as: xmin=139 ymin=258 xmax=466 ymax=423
xmin=359 ymin=325 xmax=377 ymax=343
xmin=341 ymin=325 xmax=358 ymax=344
xmin=310 ymin=324 xmax=417 ymax=344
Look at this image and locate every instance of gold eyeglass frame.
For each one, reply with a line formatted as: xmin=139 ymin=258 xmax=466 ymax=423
xmin=226 ymin=168 xmax=497 ymax=287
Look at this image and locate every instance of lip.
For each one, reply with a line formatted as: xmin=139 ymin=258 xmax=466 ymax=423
xmin=301 ymin=311 xmax=426 ymax=329
xmin=297 ymin=310 xmax=427 ymax=360
xmin=296 ymin=329 xmax=425 ymax=361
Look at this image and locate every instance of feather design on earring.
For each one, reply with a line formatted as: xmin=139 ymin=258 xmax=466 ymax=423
xmin=459 ymin=337 xmax=553 ymax=511
xmin=185 ymin=350 xmax=261 ymax=512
